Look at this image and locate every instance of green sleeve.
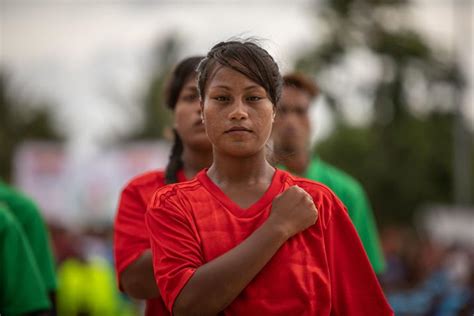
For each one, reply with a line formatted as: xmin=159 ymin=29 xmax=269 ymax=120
xmin=348 ymin=185 xmax=386 ymax=274
xmin=0 ymin=206 xmax=51 ymax=316
xmin=0 ymin=183 xmax=57 ymax=291
xmin=19 ymin=198 xmax=58 ymax=291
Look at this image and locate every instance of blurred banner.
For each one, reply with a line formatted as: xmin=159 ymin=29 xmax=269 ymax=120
xmin=417 ymin=205 xmax=474 ymax=248
xmin=13 ymin=141 xmax=170 ymax=227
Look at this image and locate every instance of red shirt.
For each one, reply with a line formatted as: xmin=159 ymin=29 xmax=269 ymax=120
xmin=114 ymin=169 xmax=186 ymax=316
xmin=146 ymin=169 xmax=393 ymax=315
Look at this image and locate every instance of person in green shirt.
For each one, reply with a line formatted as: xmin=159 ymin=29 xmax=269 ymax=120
xmin=272 ymin=72 xmax=386 ymax=274
xmin=0 ymin=181 xmax=57 ymax=310
xmin=0 ymin=203 xmax=51 ymax=315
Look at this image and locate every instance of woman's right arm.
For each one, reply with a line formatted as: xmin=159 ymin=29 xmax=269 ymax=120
xmin=146 ymin=186 xmax=317 ymax=316
xmin=119 ymin=250 xmax=158 ymax=299
xmin=114 ymin=185 xmax=159 ymax=299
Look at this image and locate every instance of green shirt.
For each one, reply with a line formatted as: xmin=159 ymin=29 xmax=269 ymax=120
xmin=0 ymin=204 xmax=51 ymax=315
xmin=0 ymin=181 xmax=57 ymax=291
xmin=282 ymin=158 xmax=386 ymax=274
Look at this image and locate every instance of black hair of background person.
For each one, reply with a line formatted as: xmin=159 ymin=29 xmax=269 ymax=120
xmin=163 ymin=56 xmax=204 ymax=184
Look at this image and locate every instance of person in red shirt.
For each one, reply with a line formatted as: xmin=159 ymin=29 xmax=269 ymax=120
xmin=113 ymin=56 xmax=213 ymax=315
xmin=146 ymin=40 xmax=394 ymax=316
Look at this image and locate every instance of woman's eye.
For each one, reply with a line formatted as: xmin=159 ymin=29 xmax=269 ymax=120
xmin=247 ymin=96 xmax=262 ymax=102
xmin=215 ymin=96 xmax=229 ymax=102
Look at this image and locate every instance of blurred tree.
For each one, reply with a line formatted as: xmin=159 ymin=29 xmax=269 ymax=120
xmin=296 ymin=0 xmax=473 ymax=223
xmin=315 ymin=112 xmax=474 ymax=224
xmin=0 ymin=71 xmax=64 ymax=181
xmin=126 ymin=35 xmax=181 ymax=141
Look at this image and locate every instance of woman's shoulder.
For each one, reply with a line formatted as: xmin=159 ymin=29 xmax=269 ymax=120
xmin=150 ymin=177 xmax=203 ymax=206
xmin=123 ymin=169 xmax=166 ymax=189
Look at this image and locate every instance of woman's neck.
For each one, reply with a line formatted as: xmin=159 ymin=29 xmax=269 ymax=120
xmin=182 ymin=146 xmax=213 ymax=179
xmin=207 ymin=150 xmax=274 ymax=186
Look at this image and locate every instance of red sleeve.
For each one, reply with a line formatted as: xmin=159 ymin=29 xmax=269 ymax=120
xmin=113 ymin=183 xmax=151 ymax=287
xmin=145 ymin=186 xmax=204 ymax=313
xmin=324 ymin=194 xmax=393 ymax=316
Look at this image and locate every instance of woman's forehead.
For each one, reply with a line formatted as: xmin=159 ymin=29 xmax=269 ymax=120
xmin=207 ymin=66 xmax=263 ymax=90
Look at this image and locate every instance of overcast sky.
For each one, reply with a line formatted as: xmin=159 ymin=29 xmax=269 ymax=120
xmin=1 ymin=0 xmax=472 ymax=155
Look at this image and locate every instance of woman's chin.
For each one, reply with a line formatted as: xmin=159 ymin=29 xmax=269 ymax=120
xmin=218 ymin=144 xmax=263 ymax=158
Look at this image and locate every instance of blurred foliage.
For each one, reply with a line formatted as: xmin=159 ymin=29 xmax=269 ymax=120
xmin=316 ymin=112 xmax=474 ymax=224
xmin=0 ymin=71 xmax=64 ymax=181
xmin=296 ymin=0 xmax=473 ymax=224
xmin=126 ymin=36 xmax=181 ymax=141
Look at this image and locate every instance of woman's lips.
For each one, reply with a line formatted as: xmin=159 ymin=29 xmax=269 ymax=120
xmin=225 ymin=126 xmax=252 ymax=133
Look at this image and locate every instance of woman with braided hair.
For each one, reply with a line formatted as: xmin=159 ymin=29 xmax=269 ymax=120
xmin=113 ymin=56 xmax=212 ymax=316
xmin=146 ymin=40 xmax=393 ymax=316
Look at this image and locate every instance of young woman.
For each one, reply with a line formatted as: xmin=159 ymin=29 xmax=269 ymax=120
xmin=113 ymin=56 xmax=212 ymax=315
xmin=146 ymin=41 xmax=394 ymax=316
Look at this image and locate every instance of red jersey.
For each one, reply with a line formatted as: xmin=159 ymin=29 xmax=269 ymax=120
xmin=114 ymin=169 xmax=186 ymax=316
xmin=146 ymin=169 xmax=393 ymax=315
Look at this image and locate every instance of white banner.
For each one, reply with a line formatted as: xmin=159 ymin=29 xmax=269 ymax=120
xmin=13 ymin=141 xmax=171 ymax=228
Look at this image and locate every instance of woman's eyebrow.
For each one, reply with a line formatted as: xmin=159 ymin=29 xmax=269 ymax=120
xmin=209 ymin=85 xmax=231 ymax=91
xmin=208 ymin=84 xmax=262 ymax=91
xmin=244 ymin=85 xmax=262 ymax=91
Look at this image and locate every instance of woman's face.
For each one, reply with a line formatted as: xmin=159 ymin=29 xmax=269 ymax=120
xmin=201 ymin=66 xmax=275 ymax=158
xmin=174 ymin=76 xmax=211 ymax=151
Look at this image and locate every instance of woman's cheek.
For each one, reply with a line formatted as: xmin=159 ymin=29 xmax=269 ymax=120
xmin=204 ymin=120 xmax=219 ymax=144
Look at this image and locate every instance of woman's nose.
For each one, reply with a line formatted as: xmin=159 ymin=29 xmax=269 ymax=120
xmin=229 ymin=100 xmax=248 ymax=120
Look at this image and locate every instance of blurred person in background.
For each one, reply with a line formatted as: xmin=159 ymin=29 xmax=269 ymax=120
xmin=49 ymin=220 xmax=133 ymax=315
xmin=272 ymin=72 xmax=386 ymax=274
xmin=47 ymin=215 xmax=132 ymax=314
xmin=379 ymin=225 xmax=411 ymax=290
xmin=0 ymin=202 xmax=52 ymax=316
xmin=114 ymin=56 xmax=213 ymax=315
xmin=56 ymin=227 xmax=134 ymax=316
xmin=382 ymin=228 xmax=474 ymax=316
xmin=0 ymin=180 xmax=57 ymax=314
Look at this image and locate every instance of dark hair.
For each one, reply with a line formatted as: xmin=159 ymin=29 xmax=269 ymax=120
xmin=197 ymin=40 xmax=283 ymax=107
xmin=164 ymin=56 xmax=203 ymax=184
xmin=282 ymin=72 xmax=319 ymax=101
xmin=164 ymin=56 xmax=203 ymax=110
